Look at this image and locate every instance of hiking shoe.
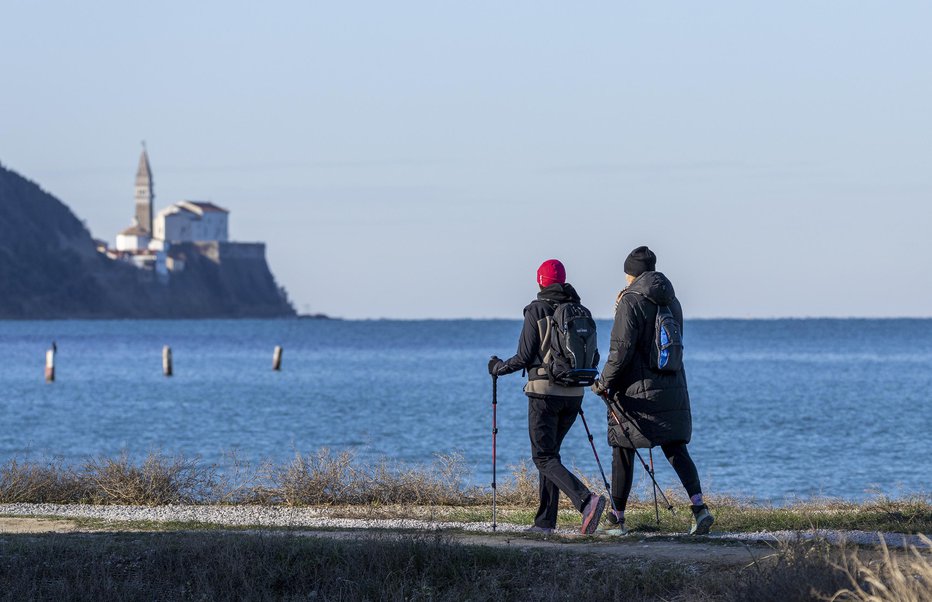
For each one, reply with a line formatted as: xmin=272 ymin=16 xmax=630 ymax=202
xmin=600 ymin=523 xmax=629 ymax=536
xmin=581 ymin=494 xmax=606 ymax=535
xmin=689 ymin=504 xmax=714 ymax=535
xmin=597 ymin=510 xmax=628 ymax=536
xmin=525 ymin=525 xmax=554 ymax=535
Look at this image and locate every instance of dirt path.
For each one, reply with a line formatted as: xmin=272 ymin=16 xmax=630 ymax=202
xmin=4 ymin=514 xmax=928 ymax=568
xmin=0 ymin=517 xmax=86 ymax=534
xmin=0 ymin=516 xmax=849 ymax=568
xmin=2 ymin=502 xmax=929 ymax=551
xmin=289 ymin=527 xmax=771 ymax=566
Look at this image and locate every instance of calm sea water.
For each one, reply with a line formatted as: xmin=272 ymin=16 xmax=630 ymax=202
xmin=1 ymin=319 xmax=929 ymax=503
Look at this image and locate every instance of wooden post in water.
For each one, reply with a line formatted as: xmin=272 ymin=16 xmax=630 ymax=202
xmin=163 ymin=346 xmax=173 ymax=377
xmin=44 ymin=347 xmax=55 ymax=383
xmin=273 ymin=346 xmax=283 ymax=371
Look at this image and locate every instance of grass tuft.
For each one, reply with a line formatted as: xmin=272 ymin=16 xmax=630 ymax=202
xmin=830 ymin=534 xmax=932 ymax=602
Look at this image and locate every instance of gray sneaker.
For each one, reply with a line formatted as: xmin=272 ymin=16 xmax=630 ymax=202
xmin=525 ymin=525 xmax=554 ymax=534
xmin=689 ymin=504 xmax=714 ymax=535
xmin=581 ymin=494 xmax=606 ymax=534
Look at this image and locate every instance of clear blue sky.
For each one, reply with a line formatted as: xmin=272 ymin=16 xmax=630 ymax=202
xmin=2 ymin=2 xmax=930 ymax=318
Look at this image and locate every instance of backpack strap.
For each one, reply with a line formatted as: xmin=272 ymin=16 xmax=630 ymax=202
xmin=527 ymin=299 xmax=556 ymax=380
xmin=620 ymin=289 xmax=658 ymax=356
xmin=537 ymin=317 xmax=553 ymax=366
xmin=623 ymin=288 xmax=672 ymax=308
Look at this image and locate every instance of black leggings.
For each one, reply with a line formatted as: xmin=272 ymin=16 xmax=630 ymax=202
xmin=611 ymin=442 xmax=701 ymax=513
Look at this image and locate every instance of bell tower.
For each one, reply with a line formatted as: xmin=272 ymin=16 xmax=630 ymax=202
xmin=134 ymin=143 xmax=154 ymax=234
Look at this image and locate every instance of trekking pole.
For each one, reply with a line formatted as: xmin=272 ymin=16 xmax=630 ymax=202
xmin=603 ymin=397 xmax=675 ymax=517
xmin=578 ymin=406 xmax=619 ymax=516
xmin=649 ymin=449 xmax=660 ymax=525
xmin=491 ymin=372 xmax=498 ymax=532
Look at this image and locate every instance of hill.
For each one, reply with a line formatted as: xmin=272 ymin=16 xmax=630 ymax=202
xmin=0 ymin=162 xmax=295 ymax=318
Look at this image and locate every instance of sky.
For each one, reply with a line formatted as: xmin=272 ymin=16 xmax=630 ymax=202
xmin=1 ymin=1 xmax=930 ymax=319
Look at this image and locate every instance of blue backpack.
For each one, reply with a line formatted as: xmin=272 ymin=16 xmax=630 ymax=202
xmin=652 ymin=304 xmax=683 ymax=372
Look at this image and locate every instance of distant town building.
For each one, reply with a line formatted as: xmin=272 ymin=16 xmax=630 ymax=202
xmin=108 ymin=146 xmax=258 ymax=281
xmin=154 ymin=201 xmax=229 ymax=244
xmin=116 ymin=148 xmax=230 ymax=253
xmin=115 ymin=220 xmax=151 ymax=252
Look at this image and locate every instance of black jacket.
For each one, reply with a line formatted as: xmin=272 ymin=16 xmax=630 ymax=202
xmin=601 ymin=272 xmax=691 ymax=448
xmin=494 ymin=283 xmax=588 ymax=398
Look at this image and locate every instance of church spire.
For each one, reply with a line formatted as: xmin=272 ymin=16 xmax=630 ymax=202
xmin=134 ymin=143 xmax=154 ymax=234
xmin=136 ymin=141 xmax=152 ymax=185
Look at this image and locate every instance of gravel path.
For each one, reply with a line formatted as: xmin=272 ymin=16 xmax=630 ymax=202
xmin=1 ymin=503 xmax=928 ymax=549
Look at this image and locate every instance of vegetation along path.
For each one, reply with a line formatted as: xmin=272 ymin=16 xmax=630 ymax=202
xmin=2 ymin=502 xmax=929 ymax=554
xmin=3 ymin=505 xmax=930 ymax=601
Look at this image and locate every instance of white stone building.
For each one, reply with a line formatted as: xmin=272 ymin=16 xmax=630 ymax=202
xmin=115 ymin=221 xmax=151 ymax=252
xmin=154 ymin=201 xmax=229 ymax=244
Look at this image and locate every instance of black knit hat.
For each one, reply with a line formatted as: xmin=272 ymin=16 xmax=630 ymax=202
xmin=624 ymin=246 xmax=657 ymax=277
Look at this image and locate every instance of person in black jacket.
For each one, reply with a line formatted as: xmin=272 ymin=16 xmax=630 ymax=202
xmin=489 ymin=259 xmax=606 ymax=534
xmin=591 ymin=246 xmax=714 ymax=535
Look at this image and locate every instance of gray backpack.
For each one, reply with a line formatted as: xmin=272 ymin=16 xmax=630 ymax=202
xmin=545 ymin=301 xmax=600 ymax=386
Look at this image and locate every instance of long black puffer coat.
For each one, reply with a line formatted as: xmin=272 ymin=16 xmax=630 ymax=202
xmin=600 ymin=271 xmax=691 ymax=449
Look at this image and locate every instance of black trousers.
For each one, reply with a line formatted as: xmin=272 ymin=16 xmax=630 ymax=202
xmin=528 ymin=395 xmax=591 ymax=529
xmin=611 ymin=442 xmax=702 ymax=513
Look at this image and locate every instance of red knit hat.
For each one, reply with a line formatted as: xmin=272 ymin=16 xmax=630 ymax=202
xmin=537 ymin=259 xmax=566 ymax=287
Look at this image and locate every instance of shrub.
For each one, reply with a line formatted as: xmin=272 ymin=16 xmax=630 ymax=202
xmin=0 ymin=459 xmax=87 ymax=504
xmin=81 ymin=452 xmax=215 ymax=506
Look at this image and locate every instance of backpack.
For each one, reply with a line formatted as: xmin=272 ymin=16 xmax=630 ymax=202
xmin=651 ymin=304 xmax=683 ymax=372
xmin=544 ymin=301 xmax=600 ymax=386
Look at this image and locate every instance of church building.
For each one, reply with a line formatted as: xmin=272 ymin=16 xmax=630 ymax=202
xmin=104 ymin=145 xmax=272 ymax=290
xmin=114 ymin=146 xmax=230 ymax=257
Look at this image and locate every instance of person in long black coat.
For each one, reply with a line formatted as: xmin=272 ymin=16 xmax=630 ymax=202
xmin=591 ymin=246 xmax=714 ymax=535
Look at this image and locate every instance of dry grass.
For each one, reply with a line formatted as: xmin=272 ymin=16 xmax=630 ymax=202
xmin=690 ymin=536 xmax=932 ymax=602
xmin=0 ymin=530 xmax=928 ymax=601
xmin=82 ymin=453 xmax=213 ymax=505
xmin=496 ymin=460 xmax=540 ymax=505
xmin=265 ymin=449 xmax=480 ymax=506
xmin=1 ymin=451 xmax=930 ymax=537
xmin=829 ymin=534 xmax=932 ymax=601
xmin=0 ymin=453 xmax=218 ymax=506
xmin=0 ymin=531 xmax=694 ymax=602
xmin=0 ymin=459 xmax=87 ymax=504
xmin=715 ymin=538 xmax=853 ymax=601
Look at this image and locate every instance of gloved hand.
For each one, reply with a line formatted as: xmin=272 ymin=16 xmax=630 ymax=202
xmin=488 ymin=356 xmax=504 ymax=376
xmin=590 ymin=380 xmax=609 ymax=399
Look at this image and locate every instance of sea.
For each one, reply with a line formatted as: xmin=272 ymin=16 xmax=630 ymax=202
xmin=1 ymin=319 xmax=929 ymax=503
